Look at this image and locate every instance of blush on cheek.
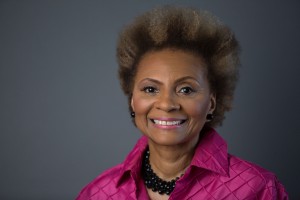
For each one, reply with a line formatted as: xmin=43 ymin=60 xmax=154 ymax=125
xmin=186 ymin=100 xmax=209 ymax=118
xmin=132 ymin=97 xmax=153 ymax=115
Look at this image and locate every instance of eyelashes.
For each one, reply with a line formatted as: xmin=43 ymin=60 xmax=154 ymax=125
xmin=141 ymin=86 xmax=196 ymax=95
xmin=178 ymin=87 xmax=195 ymax=95
xmin=142 ymin=86 xmax=158 ymax=94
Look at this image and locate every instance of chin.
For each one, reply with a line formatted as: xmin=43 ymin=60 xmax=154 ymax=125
xmin=146 ymin=132 xmax=195 ymax=147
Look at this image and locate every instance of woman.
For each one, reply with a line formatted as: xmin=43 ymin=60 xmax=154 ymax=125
xmin=76 ymin=6 xmax=288 ymax=200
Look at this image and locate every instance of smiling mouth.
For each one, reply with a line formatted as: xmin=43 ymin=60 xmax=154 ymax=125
xmin=150 ymin=119 xmax=186 ymax=126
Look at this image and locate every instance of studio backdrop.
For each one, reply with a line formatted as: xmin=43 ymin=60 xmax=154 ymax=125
xmin=0 ymin=0 xmax=299 ymax=199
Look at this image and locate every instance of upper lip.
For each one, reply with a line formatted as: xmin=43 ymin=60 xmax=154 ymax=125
xmin=150 ymin=117 xmax=186 ymax=121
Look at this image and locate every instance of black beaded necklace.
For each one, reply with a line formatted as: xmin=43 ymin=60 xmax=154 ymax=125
xmin=142 ymin=149 xmax=183 ymax=195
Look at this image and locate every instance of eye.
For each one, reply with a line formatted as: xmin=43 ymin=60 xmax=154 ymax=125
xmin=178 ymin=87 xmax=194 ymax=95
xmin=142 ymin=86 xmax=158 ymax=94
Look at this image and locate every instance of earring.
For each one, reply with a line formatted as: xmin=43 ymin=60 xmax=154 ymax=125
xmin=206 ymin=113 xmax=214 ymax=122
xmin=130 ymin=112 xmax=135 ymax=118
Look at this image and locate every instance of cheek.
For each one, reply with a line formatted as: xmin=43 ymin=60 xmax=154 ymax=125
xmin=184 ymin=99 xmax=210 ymax=119
xmin=132 ymin=96 xmax=154 ymax=131
xmin=132 ymin=95 xmax=153 ymax=115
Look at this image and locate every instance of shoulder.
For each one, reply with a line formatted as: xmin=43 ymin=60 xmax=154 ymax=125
xmin=76 ymin=164 xmax=125 ymax=200
xmin=76 ymin=137 xmax=148 ymax=200
xmin=226 ymin=154 xmax=288 ymax=199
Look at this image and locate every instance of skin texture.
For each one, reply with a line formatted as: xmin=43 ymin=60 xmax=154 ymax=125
xmin=131 ymin=49 xmax=216 ymax=199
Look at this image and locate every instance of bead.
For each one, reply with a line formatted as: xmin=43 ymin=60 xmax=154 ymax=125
xmin=142 ymin=148 xmax=183 ymax=196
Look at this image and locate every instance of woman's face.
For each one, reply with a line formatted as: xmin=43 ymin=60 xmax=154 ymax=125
xmin=131 ymin=49 xmax=215 ymax=147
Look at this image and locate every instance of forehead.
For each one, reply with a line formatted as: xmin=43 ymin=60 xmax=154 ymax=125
xmin=135 ymin=49 xmax=207 ymax=81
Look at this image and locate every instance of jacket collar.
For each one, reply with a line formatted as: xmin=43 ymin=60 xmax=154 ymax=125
xmin=116 ymin=127 xmax=229 ymax=186
xmin=191 ymin=127 xmax=229 ymax=177
xmin=116 ymin=136 xmax=148 ymax=186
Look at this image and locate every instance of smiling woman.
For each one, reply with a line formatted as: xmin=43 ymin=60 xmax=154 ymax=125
xmin=76 ymin=6 xmax=288 ymax=200
xmin=131 ymin=49 xmax=214 ymax=149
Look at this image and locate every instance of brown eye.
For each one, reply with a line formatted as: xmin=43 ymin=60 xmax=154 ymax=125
xmin=179 ymin=87 xmax=194 ymax=94
xmin=143 ymin=86 xmax=158 ymax=93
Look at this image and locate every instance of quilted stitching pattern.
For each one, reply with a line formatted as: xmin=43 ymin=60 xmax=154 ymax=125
xmin=174 ymin=157 xmax=276 ymax=200
xmin=77 ymin=165 xmax=137 ymax=200
xmin=76 ymin=128 xmax=288 ymax=200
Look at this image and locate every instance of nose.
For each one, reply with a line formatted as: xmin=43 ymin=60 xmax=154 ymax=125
xmin=155 ymin=92 xmax=180 ymax=112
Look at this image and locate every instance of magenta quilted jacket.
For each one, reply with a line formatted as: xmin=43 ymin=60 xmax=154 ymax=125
xmin=76 ymin=128 xmax=288 ymax=200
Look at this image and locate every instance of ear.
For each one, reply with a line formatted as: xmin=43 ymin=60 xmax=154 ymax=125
xmin=209 ymin=93 xmax=216 ymax=114
xmin=131 ymin=98 xmax=135 ymax=111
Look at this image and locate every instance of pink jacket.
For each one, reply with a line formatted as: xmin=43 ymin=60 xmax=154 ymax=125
xmin=76 ymin=128 xmax=288 ymax=199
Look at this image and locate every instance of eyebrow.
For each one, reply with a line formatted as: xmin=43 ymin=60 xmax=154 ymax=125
xmin=139 ymin=76 xmax=200 ymax=85
xmin=175 ymin=76 xmax=200 ymax=84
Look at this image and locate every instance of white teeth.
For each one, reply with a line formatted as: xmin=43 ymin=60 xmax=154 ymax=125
xmin=153 ymin=120 xmax=182 ymax=126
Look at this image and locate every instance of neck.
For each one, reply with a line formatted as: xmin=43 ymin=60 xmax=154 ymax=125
xmin=147 ymin=138 xmax=198 ymax=181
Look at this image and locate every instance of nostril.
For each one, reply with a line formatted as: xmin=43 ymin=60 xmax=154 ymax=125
xmin=154 ymin=93 xmax=180 ymax=111
xmin=155 ymin=102 xmax=180 ymax=112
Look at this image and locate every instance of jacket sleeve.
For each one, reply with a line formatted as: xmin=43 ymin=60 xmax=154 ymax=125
xmin=274 ymin=177 xmax=289 ymax=200
xmin=256 ymin=175 xmax=288 ymax=200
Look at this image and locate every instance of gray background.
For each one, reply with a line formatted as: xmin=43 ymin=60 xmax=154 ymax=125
xmin=0 ymin=0 xmax=299 ymax=199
